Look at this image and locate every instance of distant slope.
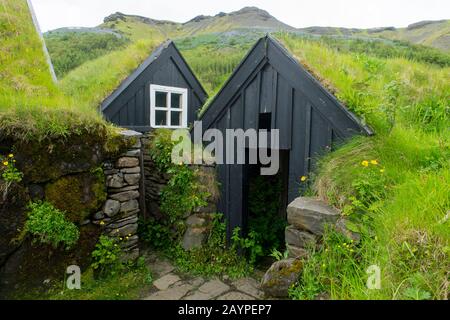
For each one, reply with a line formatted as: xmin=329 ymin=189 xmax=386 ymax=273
xmin=299 ymin=20 xmax=450 ymax=52
xmin=370 ymin=20 xmax=450 ymax=51
xmin=99 ymin=7 xmax=295 ymax=39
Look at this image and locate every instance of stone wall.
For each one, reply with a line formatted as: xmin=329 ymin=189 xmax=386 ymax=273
xmin=0 ymin=129 xmax=143 ymax=296
xmin=261 ymin=196 xmax=359 ymax=298
xmin=140 ymin=133 xmax=219 ymax=250
xmin=94 ymin=130 xmax=143 ymax=261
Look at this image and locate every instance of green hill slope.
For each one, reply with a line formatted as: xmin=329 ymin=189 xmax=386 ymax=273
xmin=275 ymin=32 xmax=449 ymax=300
xmin=0 ymin=0 xmax=109 ymax=141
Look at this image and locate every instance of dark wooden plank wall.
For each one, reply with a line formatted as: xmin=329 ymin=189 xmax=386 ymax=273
xmin=104 ymin=45 xmax=205 ymax=131
xmin=210 ymin=54 xmax=348 ymax=232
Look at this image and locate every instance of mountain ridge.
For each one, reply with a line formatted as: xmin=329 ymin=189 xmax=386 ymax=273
xmin=45 ymin=6 xmax=450 ymax=51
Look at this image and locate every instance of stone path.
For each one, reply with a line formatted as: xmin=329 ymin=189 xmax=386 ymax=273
xmin=142 ymin=253 xmax=264 ymax=300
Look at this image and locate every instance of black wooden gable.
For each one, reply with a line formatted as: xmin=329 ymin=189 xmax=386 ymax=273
xmin=101 ymin=40 xmax=208 ymax=132
xmin=198 ymin=35 xmax=372 ymax=237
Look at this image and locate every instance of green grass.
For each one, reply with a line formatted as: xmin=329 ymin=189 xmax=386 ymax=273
xmin=0 ymin=0 xmax=114 ymax=141
xmin=46 ymin=265 xmax=153 ymax=300
xmin=45 ymin=31 xmax=129 ymax=78
xmin=59 ymin=38 xmax=162 ymax=109
xmin=276 ymin=33 xmax=449 ymax=300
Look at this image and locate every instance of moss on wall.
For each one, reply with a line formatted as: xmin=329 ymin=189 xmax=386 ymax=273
xmin=45 ymin=172 xmax=106 ymax=223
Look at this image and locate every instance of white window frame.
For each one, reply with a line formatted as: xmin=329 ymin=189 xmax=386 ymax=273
xmin=150 ymin=84 xmax=188 ymax=129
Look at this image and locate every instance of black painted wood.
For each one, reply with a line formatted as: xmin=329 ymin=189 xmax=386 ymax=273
xmin=199 ymin=35 xmax=372 ymax=238
xmin=102 ymin=41 xmax=207 ymax=131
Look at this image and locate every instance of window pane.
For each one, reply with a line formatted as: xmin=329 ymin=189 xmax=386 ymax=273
xmin=171 ymin=93 xmax=182 ymax=109
xmin=155 ymin=110 xmax=167 ymax=126
xmin=171 ymin=111 xmax=182 ymax=126
xmin=155 ymin=91 xmax=167 ymax=108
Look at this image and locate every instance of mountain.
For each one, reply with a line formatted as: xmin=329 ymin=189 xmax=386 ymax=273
xmin=99 ymin=7 xmax=295 ymax=40
xmin=46 ymin=7 xmax=449 ymax=51
xmin=299 ymin=20 xmax=450 ymax=52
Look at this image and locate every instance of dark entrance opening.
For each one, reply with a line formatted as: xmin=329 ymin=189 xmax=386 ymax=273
xmin=243 ymin=148 xmax=289 ymax=263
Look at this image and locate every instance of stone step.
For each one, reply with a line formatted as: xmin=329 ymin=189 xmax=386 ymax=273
xmin=287 ymin=197 xmax=341 ymax=235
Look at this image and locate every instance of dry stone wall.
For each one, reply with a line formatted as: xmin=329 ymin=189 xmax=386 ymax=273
xmin=94 ymin=130 xmax=143 ymax=261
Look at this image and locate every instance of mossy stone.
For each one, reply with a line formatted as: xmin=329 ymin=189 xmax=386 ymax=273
xmin=45 ymin=172 xmax=106 ymax=223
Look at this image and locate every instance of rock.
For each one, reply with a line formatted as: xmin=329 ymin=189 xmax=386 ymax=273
xmin=109 ymin=190 xmax=139 ymax=202
xmin=93 ymin=211 xmax=104 ymax=220
xmin=102 ymin=199 xmax=120 ymax=217
xmin=124 ymin=149 xmax=141 ymax=157
xmin=107 ymin=223 xmax=138 ymax=238
xmin=116 ymin=157 xmax=139 ymax=168
xmin=188 ymin=277 xmax=205 ymax=287
xmin=106 ymin=215 xmax=138 ymax=230
xmin=286 ymin=244 xmax=308 ymax=259
xmin=190 ymin=279 xmax=229 ymax=299
xmin=260 ymin=258 xmax=303 ymax=298
xmin=144 ymin=283 xmax=193 ymax=300
xmin=153 ymin=274 xmax=181 ymax=290
xmin=232 ymin=278 xmax=263 ymax=299
xmin=285 ymin=226 xmax=317 ymax=248
xmin=124 ymin=173 xmax=141 ymax=185
xmin=108 ymin=185 xmax=139 ymax=193
xmin=120 ymin=199 xmax=139 ymax=213
xmin=150 ymin=259 xmax=175 ymax=277
xmin=106 ymin=173 xmax=125 ymax=188
xmin=186 ymin=215 xmax=207 ymax=227
xmin=28 ymin=184 xmax=44 ymax=200
xmin=287 ymin=197 xmax=341 ymax=235
xmin=182 ymin=227 xmax=207 ymax=250
xmin=217 ymin=292 xmax=255 ymax=300
xmin=120 ymin=167 xmax=141 ymax=174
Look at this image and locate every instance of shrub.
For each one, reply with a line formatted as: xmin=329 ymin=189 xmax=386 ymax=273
xmin=25 ymin=201 xmax=80 ymax=249
xmin=91 ymin=235 xmax=123 ymax=278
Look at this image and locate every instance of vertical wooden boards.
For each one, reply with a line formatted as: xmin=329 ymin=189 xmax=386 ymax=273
xmin=102 ymin=42 xmax=207 ymax=132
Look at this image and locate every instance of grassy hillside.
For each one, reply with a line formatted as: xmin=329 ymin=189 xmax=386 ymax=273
xmin=0 ymin=0 xmax=112 ymax=141
xmin=45 ymin=30 xmax=129 ymax=78
xmin=372 ymin=20 xmax=450 ymax=52
xmin=59 ymin=38 xmax=162 ymax=109
xmin=275 ymin=33 xmax=449 ymax=300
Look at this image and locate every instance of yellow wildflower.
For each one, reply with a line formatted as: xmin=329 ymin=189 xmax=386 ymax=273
xmin=300 ymin=176 xmax=308 ymax=182
xmin=99 ymin=221 xmax=105 ymax=226
xmin=370 ymin=160 xmax=378 ymax=165
xmin=361 ymin=160 xmax=369 ymax=167
xmin=380 ymin=169 xmax=385 ymax=173
xmin=8 ymin=154 xmax=13 ymax=158
xmin=3 ymin=161 xmax=8 ymax=166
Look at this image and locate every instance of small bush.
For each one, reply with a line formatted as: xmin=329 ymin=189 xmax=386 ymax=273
xmin=91 ymin=235 xmax=123 ymax=278
xmin=25 ymin=201 xmax=80 ymax=249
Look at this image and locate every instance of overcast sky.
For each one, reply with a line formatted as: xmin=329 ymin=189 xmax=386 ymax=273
xmin=31 ymin=0 xmax=449 ymax=32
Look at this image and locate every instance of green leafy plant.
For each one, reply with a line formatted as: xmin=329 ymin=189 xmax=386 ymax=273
xmin=25 ymin=201 xmax=80 ymax=249
xmin=270 ymin=248 xmax=289 ymax=261
xmin=91 ymin=235 xmax=123 ymax=278
xmin=1 ymin=153 xmax=23 ymax=183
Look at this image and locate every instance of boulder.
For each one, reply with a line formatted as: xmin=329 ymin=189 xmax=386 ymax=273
xmin=182 ymin=227 xmax=207 ymax=250
xmin=260 ymin=258 xmax=303 ymax=298
xmin=102 ymin=199 xmax=120 ymax=217
xmin=285 ymin=226 xmax=317 ymax=248
xmin=287 ymin=197 xmax=341 ymax=235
